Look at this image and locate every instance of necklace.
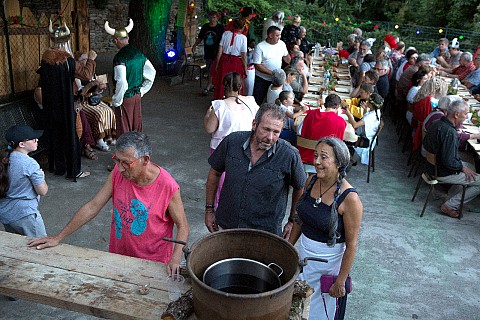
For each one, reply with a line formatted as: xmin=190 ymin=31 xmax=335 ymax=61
xmin=313 ymin=179 xmax=337 ymax=207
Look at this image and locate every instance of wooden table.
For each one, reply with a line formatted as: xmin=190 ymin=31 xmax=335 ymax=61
xmin=0 ymin=231 xmax=188 ymax=319
xmin=0 ymin=231 xmax=313 ymax=320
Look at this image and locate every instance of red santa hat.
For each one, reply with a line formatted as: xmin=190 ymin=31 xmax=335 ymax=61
xmin=384 ymin=34 xmax=398 ymax=50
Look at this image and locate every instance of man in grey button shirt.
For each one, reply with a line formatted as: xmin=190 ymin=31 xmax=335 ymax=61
xmin=205 ymin=103 xmax=306 ymax=238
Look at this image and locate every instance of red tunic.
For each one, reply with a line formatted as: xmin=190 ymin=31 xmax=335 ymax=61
xmin=299 ymin=110 xmax=347 ymax=164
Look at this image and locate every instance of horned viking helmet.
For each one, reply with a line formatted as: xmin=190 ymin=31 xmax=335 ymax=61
xmin=49 ymin=19 xmax=71 ymax=42
xmin=104 ymin=18 xmax=134 ymax=39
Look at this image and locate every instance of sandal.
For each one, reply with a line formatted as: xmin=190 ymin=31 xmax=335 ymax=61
xmin=83 ymin=145 xmax=98 ymax=160
xmin=76 ymin=171 xmax=91 ymax=178
xmin=96 ymin=140 xmax=110 ymax=152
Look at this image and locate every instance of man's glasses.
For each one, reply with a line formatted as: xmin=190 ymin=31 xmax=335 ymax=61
xmin=111 ymin=154 xmax=141 ymax=169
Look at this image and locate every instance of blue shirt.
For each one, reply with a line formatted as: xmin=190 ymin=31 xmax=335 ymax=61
xmin=209 ymin=131 xmax=306 ymax=236
xmin=430 ymin=46 xmax=449 ymax=58
xmin=0 ymin=152 xmax=44 ymax=224
xmin=466 ymin=68 xmax=480 ymax=87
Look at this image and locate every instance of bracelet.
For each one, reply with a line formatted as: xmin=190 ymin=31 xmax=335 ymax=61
xmin=205 ymin=204 xmax=215 ymax=209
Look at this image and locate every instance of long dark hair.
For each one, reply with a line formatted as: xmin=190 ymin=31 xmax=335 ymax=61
xmin=316 ymin=137 xmax=350 ymax=247
xmin=0 ymin=142 xmax=17 ymax=198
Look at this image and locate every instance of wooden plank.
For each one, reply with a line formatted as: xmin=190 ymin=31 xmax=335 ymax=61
xmin=0 ymin=256 xmax=170 ymax=319
xmin=1 ymin=231 xmax=187 ymax=292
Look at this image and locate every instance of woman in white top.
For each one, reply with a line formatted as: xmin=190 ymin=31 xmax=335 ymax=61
xmin=213 ymin=19 xmax=248 ymax=99
xmin=406 ymin=68 xmax=430 ymax=125
xmin=204 ymin=72 xmax=260 ymax=206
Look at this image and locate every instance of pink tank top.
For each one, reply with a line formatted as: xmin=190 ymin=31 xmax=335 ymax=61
xmin=109 ymin=164 xmax=179 ymax=263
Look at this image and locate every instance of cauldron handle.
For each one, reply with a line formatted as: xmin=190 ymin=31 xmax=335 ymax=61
xmin=267 ymin=262 xmax=284 ymax=278
xmin=162 ymin=237 xmax=190 ymax=260
xmin=299 ymin=257 xmax=328 ymax=273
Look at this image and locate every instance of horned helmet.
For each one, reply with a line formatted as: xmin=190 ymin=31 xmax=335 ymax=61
xmin=104 ymin=18 xmax=134 ymax=39
xmin=49 ymin=20 xmax=71 ymax=43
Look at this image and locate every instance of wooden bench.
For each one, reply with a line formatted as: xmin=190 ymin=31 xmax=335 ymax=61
xmin=0 ymin=97 xmax=45 ymax=156
xmin=0 ymin=231 xmax=186 ymax=319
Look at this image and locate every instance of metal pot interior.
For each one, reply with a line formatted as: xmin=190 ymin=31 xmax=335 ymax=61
xmin=203 ymin=258 xmax=281 ymax=294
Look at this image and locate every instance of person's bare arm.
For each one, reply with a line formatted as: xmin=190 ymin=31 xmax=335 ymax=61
xmin=204 ymin=106 xmax=219 ymax=134
xmin=329 ymin=191 xmax=363 ymax=298
xmin=254 ymin=63 xmax=273 ymax=75
xmin=205 ymin=168 xmax=222 ymax=232
xmin=282 ymin=187 xmax=304 ymax=239
xmin=27 ymin=173 xmax=113 ymax=249
xmin=165 ymin=190 xmax=190 ymax=276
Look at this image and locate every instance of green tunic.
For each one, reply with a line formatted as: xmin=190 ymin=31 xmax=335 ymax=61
xmin=113 ymin=44 xmax=147 ymax=98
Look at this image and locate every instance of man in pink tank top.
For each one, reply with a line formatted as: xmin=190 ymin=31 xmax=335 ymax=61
xmin=28 ymin=132 xmax=190 ymax=276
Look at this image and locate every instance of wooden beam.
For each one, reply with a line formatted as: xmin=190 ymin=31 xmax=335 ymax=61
xmin=74 ymin=0 xmax=90 ymax=52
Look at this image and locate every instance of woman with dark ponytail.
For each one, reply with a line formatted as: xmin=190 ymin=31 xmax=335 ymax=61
xmin=0 ymin=125 xmax=48 ymax=237
xmin=289 ymin=137 xmax=363 ymax=320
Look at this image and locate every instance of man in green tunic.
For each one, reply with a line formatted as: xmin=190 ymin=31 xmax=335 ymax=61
xmin=104 ymin=19 xmax=156 ymax=136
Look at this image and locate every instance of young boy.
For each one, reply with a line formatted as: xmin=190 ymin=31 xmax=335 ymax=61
xmin=276 ymin=90 xmax=306 ymax=144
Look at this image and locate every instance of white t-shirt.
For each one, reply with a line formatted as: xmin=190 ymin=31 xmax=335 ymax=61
xmin=210 ymin=96 xmax=259 ymax=149
xmin=219 ymin=31 xmax=247 ymax=56
xmin=266 ymin=85 xmax=282 ymax=104
xmin=406 ymin=86 xmax=421 ymax=104
xmin=253 ymin=40 xmax=289 ymax=81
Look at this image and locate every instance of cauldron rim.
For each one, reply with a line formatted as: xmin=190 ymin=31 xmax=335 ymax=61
xmin=186 ymin=228 xmax=300 ymax=299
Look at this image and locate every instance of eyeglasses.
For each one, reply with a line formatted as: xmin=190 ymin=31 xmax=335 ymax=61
xmin=373 ymin=68 xmax=384 ymax=71
xmin=111 ymin=154 xmax=141 ymax=169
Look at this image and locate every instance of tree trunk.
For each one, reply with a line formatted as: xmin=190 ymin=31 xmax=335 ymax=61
xmin=129 ymin=0 xmax=173 ymax=72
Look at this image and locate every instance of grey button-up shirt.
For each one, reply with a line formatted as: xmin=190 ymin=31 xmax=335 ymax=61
xmin=209 ymin=131 xmax=306 ymax=236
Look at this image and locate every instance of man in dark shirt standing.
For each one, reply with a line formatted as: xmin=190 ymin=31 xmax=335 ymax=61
xmin=205 ymin=103 xmax=306 ymax=238
xmin=423 ymin=100 xmax=480 ymax=218
xmin=192 ymin=11 xmax=224 ymax=95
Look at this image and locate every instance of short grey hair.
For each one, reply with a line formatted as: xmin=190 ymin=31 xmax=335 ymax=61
xmin=447 ymin=99 xmax=468 ymax=116
xmin=461 ymin=52 xmax=473 ymax=62
xmin=272 ymin=11 xmax=284 ymax=22
xmin=353 ymin=27 xmax=362 ymax=37
xmin=439 ymin=38 xmax=449 ymax=45
xmin=360 ymin=40 xmax=371 ymax=48
xmin=347 ymin=34 xmax=357 ymax=43
xmin=116 ymin=131 xmax=152 ymax=158
xmin=299 ymin=26 xmax=306 ymax=32
xmin=438 ymin=95 xmax=457 ymax=111
xmin=271 ymin=68 xmax=286 ymax=87
xmin=254 ymin=103 xmax=285 ymax=126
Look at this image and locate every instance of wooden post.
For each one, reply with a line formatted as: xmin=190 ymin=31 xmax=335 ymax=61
xmin=74 ymin=0 xmax=90 ymax=53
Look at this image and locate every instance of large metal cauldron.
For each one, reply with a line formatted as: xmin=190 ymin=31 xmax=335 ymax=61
xmin=186 ymin=229 xmax=301 ymax=320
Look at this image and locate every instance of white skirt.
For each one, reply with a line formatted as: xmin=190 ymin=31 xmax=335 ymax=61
xmin=298 ymin=234 xmax=346 ymax=320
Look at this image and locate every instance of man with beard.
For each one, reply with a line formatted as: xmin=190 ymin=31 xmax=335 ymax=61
xmin=205 ymin=103 xmax=306 ymax=239
xmin=28 ymin=131 xmax=190 ymax=276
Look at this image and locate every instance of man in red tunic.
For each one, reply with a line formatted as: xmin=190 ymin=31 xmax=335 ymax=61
xmin=298 ymin=94 xmax=347 ymax=173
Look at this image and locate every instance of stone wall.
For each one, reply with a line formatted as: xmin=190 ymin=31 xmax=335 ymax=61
xmin=87 ymin=0 xmax=129 ymax=52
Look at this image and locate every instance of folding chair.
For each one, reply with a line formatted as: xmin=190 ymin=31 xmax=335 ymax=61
xmin=182 ymin=47 xmax=206 ymax=87
xmin=411 ymin=151 xmax=466 ymax=218
xmin=367 ymin=118 xmax=385 ymax=183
